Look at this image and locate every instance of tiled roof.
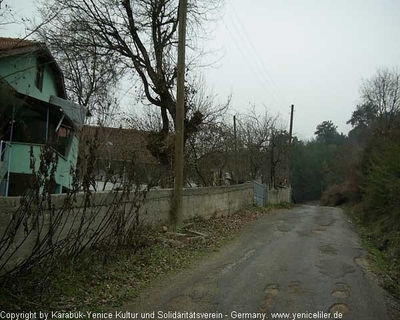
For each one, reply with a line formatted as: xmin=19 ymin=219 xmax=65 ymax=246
xmin=0 ymin=37 xmax=38 ymax=51
xmin=81 ymin=126 xmax=158 ymax=164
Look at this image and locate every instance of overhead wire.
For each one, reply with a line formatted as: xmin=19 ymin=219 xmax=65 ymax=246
xmin=228 ymin=2 xmax=290 ymax=107
xmin=225 ymin=17 xmax=281 ymax=110
xmin=113 ymin=4 xmax=294 ymax=130
xmin=225 ymin=2 xmax=292 ymax=128
xmin=222 ymin=20 xmax=282 ymax=111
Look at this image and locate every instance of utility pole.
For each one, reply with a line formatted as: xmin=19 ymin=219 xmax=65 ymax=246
xmin=287 ymin=104 xmax=294 ymax=186
xmin=233 ymin=115 xmax=238 ymax=184
xmin=172 ymin=0 xmax=188 ymax=227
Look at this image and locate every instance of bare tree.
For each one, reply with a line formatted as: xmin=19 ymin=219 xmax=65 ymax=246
xmin=238 ymin=109 xmax=275 ymax=181
xmin=361 ymin=68 xmax=400 ymax=131
xmin=123 ymin=104 xmax=165 ymax=132
xmin=124 ymin=75 xmax=231 ymax=186
xmin=184 ymin=80 xmax=231 ymax=186
xmin=266 ymin=128 xmax=289 ymax=188
xmin=235 ymin=108 xmax=290 ymax=187
xmin=35 ymin=21 xmax=124 ymax=126
xmin=186 ymin=121 xmax=231 ymax=186
xmin=0 ymin=1 xmax=18 ymax=28
xmin=37 ymin=0 xmax=222 ymax=166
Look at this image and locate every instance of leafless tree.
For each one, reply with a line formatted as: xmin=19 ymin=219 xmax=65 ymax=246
xmin=36 ymin=0 xmax=223 ymax=166
xmin=36 ymin=20 xmax=124 ymax=126
xmin=0 ymin=2 xmax=18 ymax=28
xmin=361 ymin=68 xmax=400 ymax=131
xmin=266 ymin=128 xmax=289 ymax=188
xmin=123 ymin=104 xmax=165 ymax=132
xmin=184 ymin=80 xmax=231 ymax=186
xmin=186 ymin=121 xmax=231 ymax=186
xmin=235 ymin=108 xmax=289 ymax=187
xmin=124 ymin=75 xmax=231 ymax=186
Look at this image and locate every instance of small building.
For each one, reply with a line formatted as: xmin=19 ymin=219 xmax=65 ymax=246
xmin=80 ymin=126 xmax=159 ymax=191
xmin=0 ymin=37 xmax=86 ymax=196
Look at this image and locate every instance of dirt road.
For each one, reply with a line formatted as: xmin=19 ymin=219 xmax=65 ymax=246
xmin=122 ymin=206 xmax=398 ymax=320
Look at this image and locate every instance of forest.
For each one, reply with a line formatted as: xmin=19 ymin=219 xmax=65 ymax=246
xmin=291 ymin=68 xmax=400 ymax=289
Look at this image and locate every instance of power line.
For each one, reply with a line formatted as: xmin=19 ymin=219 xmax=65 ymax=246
xmin=226 ymin=3 xmax=292 ymax=128
xmin=224 ymin=27 xmax=280 ymax=109
xmin=225 ymin=6 xmax=287 ymax=108
xmin=222 ymin=20 xmax=282 ymax=110
xmin=228 ymin=2 xmax=290 ymax=107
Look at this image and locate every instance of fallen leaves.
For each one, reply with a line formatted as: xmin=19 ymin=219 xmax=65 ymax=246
xmin=1 ymin=205 xmax=278 ymax=311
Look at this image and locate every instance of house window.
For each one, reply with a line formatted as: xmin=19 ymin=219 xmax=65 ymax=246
xmin=13 ymin=112 xmax=47 ymax=144
xmin=58 ymin=125 xmax=71 ymax=138
xmin=57 ymin=125 xmax=73 ymax=157
xmin=35 ymin=58 xmax=44 ymax=91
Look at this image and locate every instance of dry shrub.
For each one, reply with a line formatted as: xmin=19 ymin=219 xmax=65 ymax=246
xmin=321 ymin=181 xmax=359 ymax=206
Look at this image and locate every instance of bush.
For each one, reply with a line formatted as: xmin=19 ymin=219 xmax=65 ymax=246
xmin=320 ymin=181 xmax=359 ymax=207
xmin=363 ymin=139 xmax=400 ymax=229
xmin=360 ymin=138 xmax=400 ymax=282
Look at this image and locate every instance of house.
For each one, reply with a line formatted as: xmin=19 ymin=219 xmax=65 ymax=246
xmin=0 ymin=37 xmax=86 ymax=196
xmin=80 ymin=126 xmax=159 ymax=191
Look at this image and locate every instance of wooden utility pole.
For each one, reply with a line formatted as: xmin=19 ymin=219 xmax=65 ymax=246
xmin=172 ymin=0 xmax=188 ymax=227
xmin=287 ymin=104 xmax=295 ymax=186
xmin=233 ymin=115 xmax=238 ymax=184
xmin=289 ymin=104 xmax=294 ymax=145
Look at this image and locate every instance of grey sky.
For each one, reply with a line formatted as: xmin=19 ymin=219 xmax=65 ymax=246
xmin=204 ymin=0 xmax=400 ymax=139
xmin=2 ymin=0 xmax=400 ymax=139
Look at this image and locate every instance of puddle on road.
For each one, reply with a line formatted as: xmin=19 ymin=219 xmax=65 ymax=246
xmin=331 ymin=282 xmax=351 ymax=299
xmin=311 ymin=227 xmax=328 ymax=235
xmin=317 ymin=259 xmax=356 ymax=278
xmin=316 ymin=208 xmax=337 ymax=227
xmin=319 ymin=244 xmax=338 ymax=255
xmin=288 ymin=281 xmax=308 ymax=298
xmin=264 ymin=284 xmax=279 ymax=307
xmin=329 ymin=302 xmax=350 ymax=315
xmin=188 ymin=282 xmax=218 ymax=301
xmin=331 ymin=290 xmax=349 ymax=299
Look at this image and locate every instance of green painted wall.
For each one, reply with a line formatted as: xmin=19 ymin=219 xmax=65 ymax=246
xmin=1 ymin=51 xmax=81 ymax=193
xmin=4 ymin=137 xmax=79 ymax=190
xmin=0 ymin=53 xmax=59 ymax=102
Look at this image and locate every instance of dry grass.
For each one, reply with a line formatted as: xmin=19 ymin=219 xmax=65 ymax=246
xmin=0 ymin=204 xmax=293 ymax=311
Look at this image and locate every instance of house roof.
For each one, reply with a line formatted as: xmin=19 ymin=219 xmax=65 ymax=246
xmin=0 ymin=37 xmax=37 ymax=50
xmin=0 ymin=37 xmax=67 ymax=99
xmin=50 ymin=95 xmax=86 ymax=128
xmin=81 ymin=126 xmax=158 ymax=165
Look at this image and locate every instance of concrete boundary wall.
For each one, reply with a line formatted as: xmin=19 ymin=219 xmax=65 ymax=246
xmin=0 ymin=183 xmax=253 ymax=273
xmin=267 ymin=188 xmax=292 ymax=204
xmin=141 ymin=183 xmax=254 ymax=225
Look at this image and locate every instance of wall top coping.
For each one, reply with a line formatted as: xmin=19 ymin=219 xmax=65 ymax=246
xmin=0 ymin=183 xmax=254 ymax=209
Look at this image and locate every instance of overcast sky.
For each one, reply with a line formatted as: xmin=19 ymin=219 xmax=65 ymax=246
xmin=2 ymin=0 xmax=400 ymax=139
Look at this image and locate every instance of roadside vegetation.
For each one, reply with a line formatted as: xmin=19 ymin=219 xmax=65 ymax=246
xmin=0 ymin=204 xmax=293 ymax=311
xmin=3 ymin=0 xmax=398 ymax=310
xmin=346 ymin=205 xmax=400 ymax=298
xmin=290 ymin=68 xmax=400 ymax=298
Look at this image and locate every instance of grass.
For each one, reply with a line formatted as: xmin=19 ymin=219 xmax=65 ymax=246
xmin=345 ymin=205 xmax=400 ymax=298
xmin=0 ymin=203 xmax=294 ymax=311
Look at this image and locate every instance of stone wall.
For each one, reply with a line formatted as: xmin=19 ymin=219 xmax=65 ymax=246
xmin=0 ymin=183 xmax=253 ymax=274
